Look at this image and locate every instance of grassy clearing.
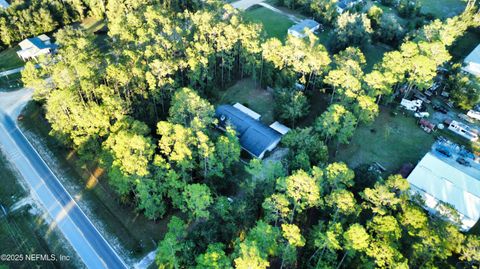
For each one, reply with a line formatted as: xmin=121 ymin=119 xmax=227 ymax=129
xmin=335 ymin=107 xmax=436 ymax=174
xmin=0 ymin=153 xmax=80 ymax=268
xmin=244 ymin=6 xmax=294 ymax=41
xmin=0 ymin=46 xmax=24 ymax=71
xmin=20 ymin=101 xmax=171 ymax=260
xmin=419 ymin=0 xmax=466 ymax=19
xmin=218 ymin=78 xmax=275 ymax=124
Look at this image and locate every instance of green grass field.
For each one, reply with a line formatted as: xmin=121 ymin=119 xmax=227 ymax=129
xmin=219 ymin=78 xmax=275 ymax=124
xmin=0 ymin=153 xmax=80 ymax=268
xmin=0 ymin=46 xmax=24 ymax=71
xmin=20 ymin=101 xmax=171 ymax=260
xmin=419 ymin=0 xmax=466 ymax=19
xmin=335 ymin=107 xmax=436 ymax=174
xmin=244 ymin=6 xmax=294 ymax=41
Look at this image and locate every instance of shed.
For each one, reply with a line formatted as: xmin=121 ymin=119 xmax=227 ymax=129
xmin=215 ymin=105 xmax=283 ymax=159
xmin=288 ymin=19 xmax=320 ymax=38
xmin=407 ymin=152 xmax=480 ymax=231
xmin=463 ymin=44 xmax=480 ymax=77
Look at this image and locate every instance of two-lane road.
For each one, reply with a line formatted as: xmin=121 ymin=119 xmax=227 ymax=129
xmin=0 ymin=100 xmax=127 ymax=268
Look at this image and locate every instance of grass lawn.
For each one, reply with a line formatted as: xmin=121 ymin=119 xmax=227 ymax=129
xmin=20 ymin=101 xmax=172 ymax=260
xmin=0 ymin=154 xmax=80 ymax=268
xmin=0 ymin=72 xmax=23 ymax=92
xmin=419 ymin=0 xmax=466 ymax=19
xmin=363 ymin=43 xmax=392 ymax=72
xmin=244 ymin=6 xmax=294 ymax=41
xmin=218 ymin=78 xmax=275 ymax=124
xmin=0 ymin=46 xmax=24 ymax=71
xmin=335 ymin=107 xmax=436 ymax=174
xmin=450 ymin=28 xmax=480 ymax=61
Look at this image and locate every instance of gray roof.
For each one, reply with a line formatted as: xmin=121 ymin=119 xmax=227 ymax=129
xmin=288 ymin=19 xmax=319 ymax=34
xmin=215 ymin=105 xmax=282 ymax=158
xmin=337 ymin=0 xmax=360 ymax=9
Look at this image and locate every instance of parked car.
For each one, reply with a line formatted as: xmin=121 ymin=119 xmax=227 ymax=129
xmin=17 ymin=114 xmax=24 ymax=121
xmin=414 ymin=112 xmax=430 ymax=118
xmin=432 ymin=104 xmax=448 ymax=114
xmin=456 ymin=157 xmax=471 ymax=167
xmin=435 ymin=146 xmax=452 ymax=157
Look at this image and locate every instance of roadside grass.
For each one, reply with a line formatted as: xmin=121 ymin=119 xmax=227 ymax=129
xmin=0 ymin=46 xmax=24 ymax=71
xmin=244 ymin=6 xmax=294 ymax=41
xmin=335 ymin=107 xmax=436 ymax=174
xmin=0 ymin=153 xmax=81 ymax=268
xmin=419 ymin=0 xmax=466 ymax=19
xmin=218 ymin=78 xmax=275 ymax=124
xmin=19 ymin=101 xmax=171 ymax=260
xmin=450 ymin=28 xmax=480 ymax=61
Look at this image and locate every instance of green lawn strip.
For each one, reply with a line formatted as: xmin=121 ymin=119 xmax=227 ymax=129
xmin=0 ymin=46 xmax=24 ymax=71
xmin=335 ymin=107 xmax=436 ymax=174
xmin=0 ymin=72 xmax=23 ymax=92
xmin=243 ymin=6 xmax=294 ymax=41
xmin=219 ymin=78 xmax=275 ymax=124
xmin=0 ymin=154 xmax=81 ymax=268
xmin=419 ymin=0 xmax=466 ymax=19
xmin=19 ymin=101 xmax=171 ymax=260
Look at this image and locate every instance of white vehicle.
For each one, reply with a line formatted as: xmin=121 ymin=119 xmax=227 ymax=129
xmin=448 ymin=120 xmax=479 ymax=142
xmin=401 ymin=99 xmax=423 ymax=111
xmin=414 ymin=112 xmax=430 ymax=118
xmin=467 ymin=110 xmax=480 ymax=121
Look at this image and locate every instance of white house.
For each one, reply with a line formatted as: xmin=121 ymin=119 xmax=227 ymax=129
xmin=337 ymin=0 xmax=363 ymax=13
xmin=407 ymin=151 xmax=480 ymax=231
xmin=288 ymin=19 xmax=320 ymax=38
xmin=463 ymin=44 xmax=480 ymax=77
xmin=17 ymin=34 xmax=57 ymax=61
xmin=0 ymin=0 xmax=9 ymax=9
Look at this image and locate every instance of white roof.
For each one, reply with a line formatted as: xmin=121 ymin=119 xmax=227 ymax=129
xmin=37 ymin=34 xmax=50 ymax=42
xmin=463 ymin=44 xmax=480 ymax=76
xmin=0 ymin=0 xmax=9 ymax=9
xmin=269 ymin=121 xmax=291 ymax=135
xmin=407 ymin=152 xmax=480 ymax=230
xmin=233 ymin=103 xmax=261 ymax=120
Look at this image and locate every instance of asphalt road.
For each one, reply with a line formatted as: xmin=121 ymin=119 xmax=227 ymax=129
xmin=0 ymin=109 xmax=127 ymax=269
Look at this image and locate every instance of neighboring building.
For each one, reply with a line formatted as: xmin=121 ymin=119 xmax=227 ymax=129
xmin=407 ymin=148 xmax=480 ymax=231
xmin=467 ymin=110 xmax=480 ymax=121
xmin=463 ymin=44 xmax=480 ymax=77
xmin=337 ymin=0 xmax=362 ymax=13
xmin=287 ymin=19 xmax=320 ymax=38
xmin=17 ymin=34 xmax=57 ymax=61
xmin=215 ymin=104 xmax=283 ymax=159
xmin=0 ymin=0 xmax=9 ymax=9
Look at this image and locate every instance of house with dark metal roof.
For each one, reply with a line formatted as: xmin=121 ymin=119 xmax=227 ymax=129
xmin=17 ymin=34 xmax=57 ymax=61
xmin=215 ymin=104 xmax=283 ymax=159
xmin=288 ymin=19 xmax=320 ymax=38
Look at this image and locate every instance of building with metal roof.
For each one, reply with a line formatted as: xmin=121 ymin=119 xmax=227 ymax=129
xmin=337 ymin=0 xmax=363 ymax=13
xmin=215 ymin=105 xmax=283 ymax=159
xmin=463 ymin=44 xmax=480 ymax=77
xmin=287 ymin=19 xmax=320 ymax=38
xmin=407 ymin=146 xmax=480 ymax=231
xmin=0 ymin=0 xmax=9 ymax=9
xmin=17 ymin=34 xmax=57 ymax=61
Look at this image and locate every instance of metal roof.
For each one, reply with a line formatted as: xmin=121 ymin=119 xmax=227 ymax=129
xmin=215 ymin=105 xmax=282 ymax=158
xmin=463 ymin=44 xmax=480 ymax=76
xmin=407 ymin=152 xmax=480 ymax=230
xmin=0 ymin=0 xmax=9 ymax=9
xmin=288 ymin=19 xmax=319 ymax=35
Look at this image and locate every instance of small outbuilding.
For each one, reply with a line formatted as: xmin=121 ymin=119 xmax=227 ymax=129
xmin=215 ymin=105 xmax=283 ymax=159
xmin=17 ymin=34 xmax=57 ymax=61
xmin=288 ymin=19 xmax=320 ymax=38
xmin=463 ymin=44 xmax=480 ymax=77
